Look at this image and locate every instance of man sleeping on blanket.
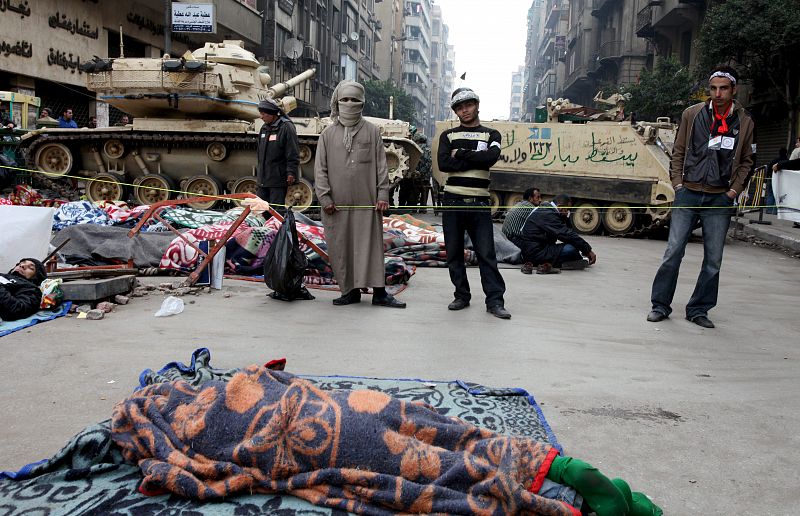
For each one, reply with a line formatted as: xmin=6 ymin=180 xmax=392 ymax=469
xmin=113 ymin=366 xmax=662 ymax=516
xmin=0 ymin=258 xmax=47 ymax=322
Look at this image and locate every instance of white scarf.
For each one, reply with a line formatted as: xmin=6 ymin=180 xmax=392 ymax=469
xmin=331 ymin=80 xmax=366 ymax=152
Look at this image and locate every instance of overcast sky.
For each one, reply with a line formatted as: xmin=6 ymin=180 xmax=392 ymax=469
xmin=433 ymin=0 xmax=530 ymax=120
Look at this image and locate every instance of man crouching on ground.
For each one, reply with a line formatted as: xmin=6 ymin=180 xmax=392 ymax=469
xmin=516 ymin=194 xmax=597 ymax=275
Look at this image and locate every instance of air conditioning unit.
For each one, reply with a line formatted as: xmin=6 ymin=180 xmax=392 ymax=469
xmin=303 ymin=45 xmax=321 ymax=63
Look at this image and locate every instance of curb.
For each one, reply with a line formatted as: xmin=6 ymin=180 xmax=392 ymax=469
xmin=731 ymin=219 xmax=800 ymax=253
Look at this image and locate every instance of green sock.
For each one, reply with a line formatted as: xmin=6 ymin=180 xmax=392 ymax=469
xmin=611 ymin=478 xmax=663 ymax=516
xmin=546 ymin=456 xmax=628 ymax=516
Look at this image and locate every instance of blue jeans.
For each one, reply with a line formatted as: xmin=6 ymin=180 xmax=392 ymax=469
xmin=651 ymin=188 xmax=733 ymax=319
xmin=765 ymin=177 xmax=777 ymax=214
xmin=554 ymin=244 xmax=582 ymax=267
xmin=442 ymin=194 xmax=506 ymax=307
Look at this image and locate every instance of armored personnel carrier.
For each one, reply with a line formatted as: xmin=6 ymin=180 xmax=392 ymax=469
xmin=20 ymin=40 xmax=420 ymax=211
xmin=432 ymin=116 xmax=676 ymax=236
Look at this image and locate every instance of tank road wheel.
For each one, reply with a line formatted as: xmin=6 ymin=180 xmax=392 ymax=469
xmin=206 ymin=143 xmax=228 ymax=162
xmin=230 ymin=177 xmax=259 ymax=206
xmin=504 ymin=192 xmax=524 ymax=210
xmin=489 ymin=191 xmax=502 ymax=216
xmin=645 ymin=204 xmax=670 ymax=223
xmin=133 ymin=174 xmax=174 ymax=205
xmin=571 ymin=203 xmax=602 ymax=235
xmin=384 ymin=143 xmax=410 ymax=184
xmin=86 ymin=173 xmax=125 ymax=203
xmin=181 ymin=175 xmax=222 ymax=210
xmin=102 ymin=139 xmax=126 ymax=160
xmin=297 ymin=144 xmax=313 ymax=164
xmin=286 ymin=178 xmax=314 ymax=212
xmin=603 ymin=203 xmax=636 ymax=235
xmin=34 ymin=143 xmax=72 ymax=176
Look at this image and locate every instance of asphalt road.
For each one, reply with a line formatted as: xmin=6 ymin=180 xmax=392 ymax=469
xmin=1 ymin=230 xmax=798 ymax=515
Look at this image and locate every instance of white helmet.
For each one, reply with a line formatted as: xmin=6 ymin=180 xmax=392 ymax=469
xmin=450 ymin=87 xmax=479 ymax=110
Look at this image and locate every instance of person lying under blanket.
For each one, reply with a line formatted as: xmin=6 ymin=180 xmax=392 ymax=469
xmin=0 ymin=258 xmax=46 ymax=322
xmin=112 ymin=366 xmax=662 ymax=515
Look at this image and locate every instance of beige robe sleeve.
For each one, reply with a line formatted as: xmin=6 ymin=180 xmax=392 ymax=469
xmin=375 ymin=126 xmax=390 ymax=203
xmin=314 ymin=129 xmax=335 ymax=208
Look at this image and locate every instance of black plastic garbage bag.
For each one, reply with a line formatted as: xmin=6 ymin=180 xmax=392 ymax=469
xmin=263 ymin=210 xmax=315 ymax=301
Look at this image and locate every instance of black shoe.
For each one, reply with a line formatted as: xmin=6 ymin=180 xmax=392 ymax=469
xmin=560 ymin=259 xmax=589 ymax=270
xmin=647 ymin=310 xmax=668 ymax=322
xmin=448 ymin=298 xmax=470 ymax=310
xmin=688 ymin=315 xmax=715 ymax=328
xmin=487 ymin=305 xmax=511 ymax=319
xmin=372 ymin=294 xmax=406 ymax=308
xmin=333 ymin=289 xmax=361 ymax=306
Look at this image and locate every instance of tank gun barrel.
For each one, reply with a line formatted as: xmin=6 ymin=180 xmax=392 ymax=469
xmin=268 ymin=68 xmax=316 ymax=99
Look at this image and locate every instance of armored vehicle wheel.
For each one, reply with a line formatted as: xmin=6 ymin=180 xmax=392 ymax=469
xmin=603 ymin=203 xmax=635 ymax=235
xmin=133 ymin=174 xmax=174 ymax=205
xmin=34 ymin=143 xmax=72 ymax=176
xmin=103 ymin=139 xmax=126 ymax=160
xmin=505 ymin=192 xmax=524 ymax=209
xmin=385 ymin=143 xmax=410 ymax=184
xmin=297 ymin=144 xmax=313 ymax=164
xmin=206 ymin=143 xmax=227 ymax=162
xmin=181 ymin=175 xmax=222 ymax=210
xmin=86 ymin=173 xmax=125 ymax=203
xmin=286 ymin=178 xmax=314 ymax=212
xmin=645 ymin=204 xmax=670 ymax=222
xmin=571 ymin=203 xmax=601 ymax=234
xmin=230 ymin=177 xmax=258 ymax=206
xmin=489 ymin=191 xmax=502 ymax=216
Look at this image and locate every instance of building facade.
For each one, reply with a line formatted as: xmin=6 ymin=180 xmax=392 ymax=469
xmin=562 ymin=0 xmax=650 ymax=105
xmin=509 ymin=65 xmax=524 ymax=121
xmin=0 ymin=0 xmax=265 ymax=126
xmin=374 ymin=0 xmax=405 ymax=84
xmin=400 ymin=0 xmax=433 ymax=133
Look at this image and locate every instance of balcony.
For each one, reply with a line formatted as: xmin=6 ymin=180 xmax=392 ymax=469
xmin=539 ymin=34 xmax=555 ymax=58
xmin=591 ymin=0 xmax=621 ymax=17
xmin=636 ymin=5 xmax=654 ymax=38
xmin=544 ymin=2 xmax=563 ymax=29
xmin=598 ymin=40 xmax=623 ymax=61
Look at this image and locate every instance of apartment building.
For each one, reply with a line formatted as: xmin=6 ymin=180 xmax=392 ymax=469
xmin=374 ymin=0 xmax=406 ymax=84
xmin=531 ymin=0 xmax=568 ymax=112
xmin=510 ymin=66 xmax=525 ymax=121
xmin=401 ymin=0 xmax=433 ymax=133
xmin=0 ymin=0 xmax=262 ymax=125
xmin=562 ymin=0 xmax=650 ymax=105
xmin=635 ymin=0 xmax=705 ymax=67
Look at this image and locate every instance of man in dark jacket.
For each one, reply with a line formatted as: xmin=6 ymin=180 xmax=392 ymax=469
xmin=256 ymin=98 xmax=299 ymax=215
xmin=517 ymin=194 xmax=597 ymax=274
xmin=648 ymin=65 xmax=755 ymax=329
xmin=0 ymin=258 xmax=46 ymax=321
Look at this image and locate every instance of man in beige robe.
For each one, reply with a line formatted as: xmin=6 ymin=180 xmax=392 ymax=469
xmin=313 ymin=80 xmax=406 ymax=308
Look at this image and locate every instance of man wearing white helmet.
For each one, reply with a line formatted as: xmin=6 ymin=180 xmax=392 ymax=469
xmin=437 ymin=88 xmax=510 ymax=319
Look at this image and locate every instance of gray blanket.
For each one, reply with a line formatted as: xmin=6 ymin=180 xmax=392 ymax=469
xmin=51 ymin=225 xmax=179 ymax=267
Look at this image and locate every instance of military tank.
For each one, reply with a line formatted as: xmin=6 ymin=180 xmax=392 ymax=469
xmin=20 ymin=40 xmax=421 ymax=211
xmin=432 ymin=97 xmax=676 ymax=236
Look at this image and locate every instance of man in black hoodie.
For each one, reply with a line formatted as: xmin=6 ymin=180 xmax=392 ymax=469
xmin=0 ymin=258 xmax=46 ymax=321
